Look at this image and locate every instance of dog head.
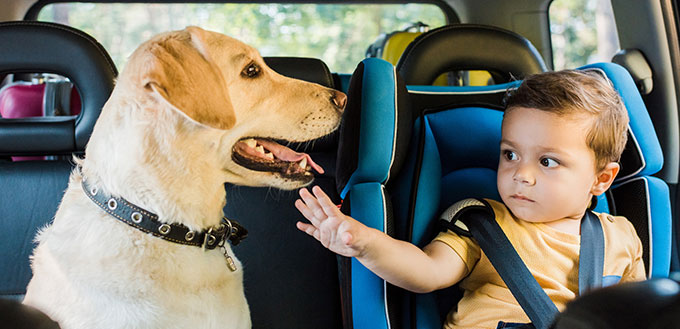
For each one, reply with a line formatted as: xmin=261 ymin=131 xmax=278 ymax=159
xmin=109 ymin=26 xmax=345 ymax=191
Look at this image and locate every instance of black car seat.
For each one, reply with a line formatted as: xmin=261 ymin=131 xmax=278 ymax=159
xmin=224 ymin=56 xmax=343 ymax=329
xmin=551 ymin=276 xmax=680 ymax=329
xmin=0 ymin=298 xmax=60 ymax=329
xmin=0 ymin=21 xmax=116 ymax=301
xmin=396 ymin=24 xmax=547 ymax=85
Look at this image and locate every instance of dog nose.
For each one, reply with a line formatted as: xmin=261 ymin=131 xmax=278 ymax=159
xmin=331 ymin=90 xmax=347 ymax=112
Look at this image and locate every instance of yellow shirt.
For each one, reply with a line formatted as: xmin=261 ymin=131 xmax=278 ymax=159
xmin=433 ymin=199 xmax=646 ymax=329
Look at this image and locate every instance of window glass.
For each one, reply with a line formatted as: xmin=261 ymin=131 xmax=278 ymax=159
xmin=38 ymin=3 xmax=447 ymax=73
xmin=549 ymin=0 xmax=619 ymax=70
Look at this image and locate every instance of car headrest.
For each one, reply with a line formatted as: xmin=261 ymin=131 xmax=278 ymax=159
xmin=0 ymin=21 xmax=116 ymax=156
xmin=408 ymin=62 xmax=661 ymax=182
xmin=396 ymin=24 xmax=548 ymax=85
xmin=264 ymin=57 xmax=335 ymax=89
xmin=579 ymin=63 xmax=664 ymax=181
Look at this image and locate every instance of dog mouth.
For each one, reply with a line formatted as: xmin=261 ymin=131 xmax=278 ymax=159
xmin=232 ymin=138 xmax=324 ymax=180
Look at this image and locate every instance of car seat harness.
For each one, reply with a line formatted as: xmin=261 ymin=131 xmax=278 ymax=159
xmin=81 ymin=176 xmax=248 ymax=272
xmin=440 ymin=198 xmax=604 ymax=329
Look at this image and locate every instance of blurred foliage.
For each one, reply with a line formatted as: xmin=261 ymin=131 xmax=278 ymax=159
xmin=549 ymin=0 xmax=619 ymax=70
xmin=38 ymin=3 xmax=446 ymax=73
xmin=38 ymin=1 xmax=619 ymax=73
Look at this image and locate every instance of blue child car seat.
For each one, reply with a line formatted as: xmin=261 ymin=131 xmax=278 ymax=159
xmin=335 ymin=58 xmax=672 ymax=329
xmin=335 ymin=24 xmax=546 ymax=329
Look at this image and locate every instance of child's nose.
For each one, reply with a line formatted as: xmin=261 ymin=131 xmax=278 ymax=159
xmin=512 ymin=165 xmax=536 ymax=186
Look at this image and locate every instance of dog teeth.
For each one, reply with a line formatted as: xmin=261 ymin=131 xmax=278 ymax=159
xmin=299 ymin=158 xmax=307 ymax=169
xmin=256 ymin=145 xmax=265 ymax=154
xmin=244 ymin=139 xmax=257 ymax=148
xmin=264 ymin=152 xmax=274 ymax=160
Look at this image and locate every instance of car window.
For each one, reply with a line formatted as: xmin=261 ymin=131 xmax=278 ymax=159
xmin=37 ymin=3 xmax=447 ymax=73
xmin=549 ymin=0 xmax=620 ymax=70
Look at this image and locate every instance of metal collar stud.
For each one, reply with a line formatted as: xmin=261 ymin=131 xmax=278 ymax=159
xmin=81 ymin=177 xmax=247 ymax=251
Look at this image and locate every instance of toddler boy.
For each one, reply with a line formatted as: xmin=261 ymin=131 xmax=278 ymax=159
xmin=295 ymin=70 xmax=645 ymax=329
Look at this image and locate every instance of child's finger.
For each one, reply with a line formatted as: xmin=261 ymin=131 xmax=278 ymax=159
xmin=294 ymin=199 xmax=322 ymax=227
xmin=312 ymin=186 xmax=342 ymax=217
xmin=299 ymin=188 xmax=327 ymax=220
xmin=296 ymin=221 xmax=320 ymax=241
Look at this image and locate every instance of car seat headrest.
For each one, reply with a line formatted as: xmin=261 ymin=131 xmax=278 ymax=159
xmin=396 ymin=24 xmax=548 ymax=85
xmin=578 ymin=63 xmax=663 ymax=181
xmin=264 ymin=57 xmax=335 ymax=89
xmin=410 ymin=62 xmax=662 ymax=182
xmin=0 ymin=21 xmax=116 ymax=156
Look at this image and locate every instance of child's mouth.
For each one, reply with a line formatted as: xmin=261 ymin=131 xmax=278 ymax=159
xmin=511 ymin=194 xmax=535 ymax=202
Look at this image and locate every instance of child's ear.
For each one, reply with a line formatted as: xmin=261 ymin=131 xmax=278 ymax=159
xmin=591 ymin=162 xmax=620 ymax=196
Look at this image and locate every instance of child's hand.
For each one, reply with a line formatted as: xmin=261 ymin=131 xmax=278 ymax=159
xmin=296 ymin=187 xmax=468 ymax=293
xmin=295 ymin=186 xmax=368 ymax=258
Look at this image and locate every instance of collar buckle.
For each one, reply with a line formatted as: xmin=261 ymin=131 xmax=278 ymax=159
xmin=203 ymin=222 xmax=228 ymax=250
xmin=224 ymin=217 xmax=248 ymax=246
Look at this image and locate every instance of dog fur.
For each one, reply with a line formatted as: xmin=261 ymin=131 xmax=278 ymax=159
xmin=22 ymin=26 xmax=345 ymax=329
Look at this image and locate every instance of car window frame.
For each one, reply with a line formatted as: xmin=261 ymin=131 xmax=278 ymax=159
xmin=25 ymin=0 xmax=460 ymax=24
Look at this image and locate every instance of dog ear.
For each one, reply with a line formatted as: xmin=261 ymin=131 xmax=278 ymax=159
xmin=142 ymin=27 xmax=236 ymax=130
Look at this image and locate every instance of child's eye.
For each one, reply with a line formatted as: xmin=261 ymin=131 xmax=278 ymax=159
xmin=503 ymin=150 xmax=518 ymax=161
xmin=540 ymin=157 xmax=559 ymax=168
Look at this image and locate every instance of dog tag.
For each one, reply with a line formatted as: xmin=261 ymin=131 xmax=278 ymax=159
xmin=225 ymin=256 xmax=237 ymax=272
xmin=222 ymin=247 xmax=237 ymax=272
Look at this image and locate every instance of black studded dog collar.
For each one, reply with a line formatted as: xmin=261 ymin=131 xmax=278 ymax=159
xmin=81 ymin=178 xmax=247 ymax=250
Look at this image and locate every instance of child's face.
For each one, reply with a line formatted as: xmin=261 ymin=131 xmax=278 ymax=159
xmin=497 ymin=106 xmax=600 ymax=223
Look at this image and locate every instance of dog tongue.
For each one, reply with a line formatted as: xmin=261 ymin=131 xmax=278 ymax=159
xmin=257 ymin=139 xmax=324 ymax=174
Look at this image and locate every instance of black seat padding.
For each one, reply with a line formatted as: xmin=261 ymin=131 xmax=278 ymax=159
xmin=225 ymin=179 xmax=342 ymax=329
xmin=0 ymin=21 xmax=116 ymax=301
xmin=0 ymin=162 xmax=74 ymax=300
xmin=0 ymin=298 xmax=60 ymax=329
xmin=0 ymin=21 xmax=117 ymax=155
xmin=396 ymin=24 xmax=548 ymax=85
xmin=265 ymin=56 xmax=335 ymax=89
xmin=226 ymin=57 xmax=343 ymax=329
xmin=551 ymin=277 xmax=680 ymax=329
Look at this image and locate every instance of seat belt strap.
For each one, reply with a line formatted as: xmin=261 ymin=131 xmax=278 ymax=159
xmin=460 ymin=207 xmax=559 ymax=329
xmin=456 ymin=201 xmax=605 ymax=329
xmin=578 ymin=211 xmax=604 ymax=295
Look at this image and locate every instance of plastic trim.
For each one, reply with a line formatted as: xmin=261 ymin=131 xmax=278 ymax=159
xmin=349 ymin=183 xmax=392 ymax=329
xmin=616 ymin=126 xmax=646 ymax=182
xmin=406 ymin=80 xmax=520 ymax=94
xmin=386 ymin=66 xmax=399 ymax=183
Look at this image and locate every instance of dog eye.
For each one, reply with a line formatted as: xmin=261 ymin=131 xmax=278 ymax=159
xmin=242 ymin=63 xmax=261 ymax=78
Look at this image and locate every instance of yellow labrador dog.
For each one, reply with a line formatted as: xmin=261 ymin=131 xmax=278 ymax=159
xmin=22 ymin=26 xmax=345 ymax=329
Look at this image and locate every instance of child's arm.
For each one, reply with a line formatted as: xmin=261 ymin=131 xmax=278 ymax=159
xmin=295 ymin=186 xmax=468 ymax=293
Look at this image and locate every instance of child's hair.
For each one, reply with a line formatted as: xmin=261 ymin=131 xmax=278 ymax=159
xmin=504 ymin=69 xmax=629 ymax=170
